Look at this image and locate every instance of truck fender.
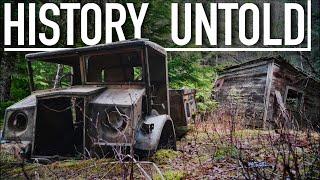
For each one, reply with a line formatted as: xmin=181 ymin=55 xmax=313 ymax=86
xmin=134 ymin=114 xmax=176 ymax=151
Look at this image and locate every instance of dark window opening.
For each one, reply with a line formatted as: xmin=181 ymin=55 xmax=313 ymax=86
xmin=85 ymin=52 xmax=143 ymax=84
xmin=185 ymin=102 xmax=191 ymax=118
xmin=286 ymin=89 xmax=303 ymax=112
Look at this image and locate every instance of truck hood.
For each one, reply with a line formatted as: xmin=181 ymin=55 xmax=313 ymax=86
xmin=6 ymin=86 xmax=106 ymax=110
xmin=6 ymin=86 xmax=145 ymax=110
xmin=35 ymin=86 xmax=106 ymax=98
xmin=90 ymin=88 xmax=145 ymax=106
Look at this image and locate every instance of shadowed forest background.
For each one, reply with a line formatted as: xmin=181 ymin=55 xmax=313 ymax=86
xmin=1 ymin=0 xmax=319 ymax=125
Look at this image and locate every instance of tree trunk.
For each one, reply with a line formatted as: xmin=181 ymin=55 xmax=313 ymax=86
xmin=53 ymin=64 xmax=64 ymax=89
xmin=0 ymin=52 xmax=16 ymax=102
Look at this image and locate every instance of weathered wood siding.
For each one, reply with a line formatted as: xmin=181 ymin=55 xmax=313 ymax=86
xmin=268 ymin=62 xmax=320 ymax=130
xmin=215 ymin=57 xmax=320 ymax=130
xmin=214 ymin=60 xmax=270 ymax=127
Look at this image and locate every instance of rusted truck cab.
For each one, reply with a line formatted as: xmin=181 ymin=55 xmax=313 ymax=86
xmin=2 ymin=39 xmax=178 ymax=158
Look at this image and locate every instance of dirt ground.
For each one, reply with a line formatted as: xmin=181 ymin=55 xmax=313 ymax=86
xmin=1 ymin=121 xmax=319 ymax=179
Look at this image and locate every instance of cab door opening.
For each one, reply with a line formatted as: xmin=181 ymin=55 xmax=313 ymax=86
xmin=33 ymin=97 xmax=84 ymax=157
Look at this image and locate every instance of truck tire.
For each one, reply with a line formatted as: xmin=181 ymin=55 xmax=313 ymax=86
xmin=157 ymin=120 xmax=177 ymax=150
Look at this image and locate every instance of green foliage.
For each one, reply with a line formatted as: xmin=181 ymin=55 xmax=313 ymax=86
xmin=1 ymin=54 xmax=29 ymax=125
xmin=154 ymin=170 xmax=186 ymax=180
xmin=168 ymin=52 xmax=218 ymax=112
xmin=151 ymin=149 xmax=181 ymax=165
xmin=213 ymin=145 xmax=238 ymax=161
xmin=197 ymin=100 xmax=219 ymax=113
xmin=138 ymin=0 xmax=172 ymax=46
xmin=32 ymin=62 xmax=72 ymax=90
xmin=0 ymin=151 xmax=20 ymax=176
xmin=10 ymin=55 xmax=30 ymax=101
xmin=133 ymin=67 xmax=143 ymax=81
xmin=32 ymin=61 xmax=57 ymax=90
xmin=212 ymin=61 xmax=236 ymax=74
xmin=0 ymin=101 xmax=14 ymax=128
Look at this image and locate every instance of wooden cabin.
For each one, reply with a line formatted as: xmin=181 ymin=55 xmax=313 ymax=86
xmin=213 ymin=56 xmax=320 ymax=130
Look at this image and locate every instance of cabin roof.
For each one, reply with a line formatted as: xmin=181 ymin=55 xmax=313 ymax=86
xmin=25 ymin=39 xmax=166 ymax=61
xmin=222 ymin=56 xmax=320 ymax=83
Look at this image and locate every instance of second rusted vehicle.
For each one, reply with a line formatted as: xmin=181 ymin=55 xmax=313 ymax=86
xmin=169 ymin=89 xmax=197 ymax=137
xmin=2 ymin=39 xmax=197 ymax=159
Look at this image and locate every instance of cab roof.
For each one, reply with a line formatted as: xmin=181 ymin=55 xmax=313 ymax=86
xmin=25 ymin=39 xmax=166 ymax=65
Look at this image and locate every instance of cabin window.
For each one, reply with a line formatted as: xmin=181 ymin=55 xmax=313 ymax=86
xmin=285 ymin=88 xmax=303 ymax=112
xmin=85 ymin=52 xmax=144 ymax=84
xmin=31 ymin=62 xmax=73 ymax=90
xmin=185 ymin=102 xmax=191 ymax=118
xmin=133 ymin=67 xmax=143 ymax=81
xmin=101 ymin=69 xmax=105 ymax=82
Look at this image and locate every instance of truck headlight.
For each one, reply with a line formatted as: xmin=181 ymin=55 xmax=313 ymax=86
xmin=8 ymin=112 xmax=28 ymax=132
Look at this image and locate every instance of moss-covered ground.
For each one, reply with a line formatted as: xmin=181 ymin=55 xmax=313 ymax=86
xmin=1 ymin=121 xmax=319 ymax=179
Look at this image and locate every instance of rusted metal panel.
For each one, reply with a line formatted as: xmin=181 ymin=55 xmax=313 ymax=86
xmin=3 ymin=107 xmax=35 ymax=142
xmin=6 ymin=95 xmax=36 ymax=110
xmin=37 ymin=86 xmax=106 ymax=97
xmin=88 ymin=91 xmax=143 ymax=146
xmin=16 ymin=86 xmax=106 ymax=100
xmin=135 ymin=114 xmax=174 ymax=151
xmin=169 ymin=89 xmax=197 ymax=137
xmin=90 ymin=88 xmax=145 ymax=106
xmin=25 ymin=39 xmax=166 ymax=62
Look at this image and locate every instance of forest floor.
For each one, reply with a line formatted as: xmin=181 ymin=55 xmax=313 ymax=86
xmin=1 ymin=121 xmax=319 ymax=179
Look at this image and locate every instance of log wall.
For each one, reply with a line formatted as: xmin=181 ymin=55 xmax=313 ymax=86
xmin=214 ymin=60 xmax=270 ymax=128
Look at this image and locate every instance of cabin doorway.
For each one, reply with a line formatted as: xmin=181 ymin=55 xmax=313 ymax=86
xmin=285 ymin=87 xmax=304 ymax=127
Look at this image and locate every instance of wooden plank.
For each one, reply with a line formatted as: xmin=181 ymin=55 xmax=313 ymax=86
xmin=79 ymin=56 xmax=85 ymax=85
xmin=222 ymin=60 xmax=270 ymax=75
xmin=221 ymin=66 xmax=268 ymax=78
xmin=222 ymin=72 xmax=268 ymax=81
xmin=275 ymin=90 xmax=290 ymax=123
xmin=263 ymin=62 xmax=274 ymax=129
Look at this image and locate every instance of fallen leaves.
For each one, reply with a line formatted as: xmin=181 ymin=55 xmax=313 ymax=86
xmin=0 ymin=121 xmax=319 ymax=179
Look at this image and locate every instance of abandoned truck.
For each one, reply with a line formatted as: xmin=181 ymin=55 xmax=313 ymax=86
xmin=1 ymin=39 xmax=195 ymax=158
xmin=213 ymin=56 xmax=320 ymax=131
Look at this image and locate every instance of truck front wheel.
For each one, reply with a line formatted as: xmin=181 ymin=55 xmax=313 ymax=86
xmin=157 ymin=121 xmax=177 ymax=150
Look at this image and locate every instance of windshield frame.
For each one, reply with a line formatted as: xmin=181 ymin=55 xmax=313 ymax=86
xmin=26 ymin=47 xmax=148 ymax=92
xmin=27 ymin=60 xmax=75 ymax=92
xmin=82 ymin=49 xmax=146 ymax=86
